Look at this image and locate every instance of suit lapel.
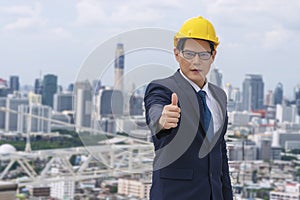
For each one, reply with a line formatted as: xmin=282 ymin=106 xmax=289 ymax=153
xmin=208 ymin=83 xmax=227 ymax=142
xmin=173 ymin=71 xmax=201 ymax=116
xmin=172 ymin=71 xmax=206 ymax=141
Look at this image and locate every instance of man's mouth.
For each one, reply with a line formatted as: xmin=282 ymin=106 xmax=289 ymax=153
xmin=191 ymin=69 xmax=202 ymax=72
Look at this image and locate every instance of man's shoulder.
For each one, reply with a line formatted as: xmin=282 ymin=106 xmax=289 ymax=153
xmin=144 ymin=72 xmax=182 ymax=99
xmin=147 ymin=73 xmax=177 ymax=91
xmin=150 ymin=74 xmax=175 ymax=85
xmin=209 ymin=83 xmax=224 ymax=92
xmin=208 ymin=82 xmax=227 ymax=99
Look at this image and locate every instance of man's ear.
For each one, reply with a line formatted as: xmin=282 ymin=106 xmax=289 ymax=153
xmin=174 ymin=48 xmax=180 ymax=62
xmin=211 ymin=50 xmax=217 ymax=61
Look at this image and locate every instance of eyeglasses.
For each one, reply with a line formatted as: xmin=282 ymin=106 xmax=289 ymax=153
xmin=181 ymin=50 xmax=212 ymax=60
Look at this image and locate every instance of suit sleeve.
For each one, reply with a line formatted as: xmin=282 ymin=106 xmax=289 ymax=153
xmin=221 ymin=115 xmax=233 ymax=200
xmin=144 ymin=82 xmax=177 ymax=139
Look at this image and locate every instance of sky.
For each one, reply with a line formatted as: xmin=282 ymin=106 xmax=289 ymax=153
xmin=1 ymin=0 xmax=300 ymax=99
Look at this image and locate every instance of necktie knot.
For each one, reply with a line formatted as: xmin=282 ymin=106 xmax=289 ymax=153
xmin=197 ymin=90 xmax=207 ymax=109
xmin=197 ymin=90 xmax=206 ymax=99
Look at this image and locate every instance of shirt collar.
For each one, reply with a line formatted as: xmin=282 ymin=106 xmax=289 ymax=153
xmin=179 ymin=69 xmax=210 ymax=97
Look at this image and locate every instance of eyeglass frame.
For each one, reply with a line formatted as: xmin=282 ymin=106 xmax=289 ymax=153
xmin=180 ymin=50 xmax=213 ymax=60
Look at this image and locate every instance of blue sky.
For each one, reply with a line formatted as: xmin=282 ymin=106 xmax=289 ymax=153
xmin=1 ymin=0 xmax=300 ymax=98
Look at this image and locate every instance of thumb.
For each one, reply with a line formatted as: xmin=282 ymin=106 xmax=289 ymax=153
xmin=171 ymin=93 xmax=178 ymax=106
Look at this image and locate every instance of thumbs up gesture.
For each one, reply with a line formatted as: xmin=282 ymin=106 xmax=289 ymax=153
xmin=159 ymin=93 xmax=181 ymax=130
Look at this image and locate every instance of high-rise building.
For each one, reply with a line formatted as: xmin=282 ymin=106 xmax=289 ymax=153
xmin=34 ymin=78 xmax=43 ymax=95
xmin=49 ymin=170 xmax=75 ymax=200
xmin=5 ymin=94 xmax=28 ymax=131
xmin=74 ymin=81 xmax=92 ymax=128
xmin=67 ymin=83 xmax=74 ymax=92
xmin=53 ymin=92 xmax=73 ymax=112
xmin=224 ymin=83 xmax=232 ymax=101
xmin=0 ymin=78 xmax=9 ymax=97
xmin=265 ymin=90 xmax=274 ymax=106
xmin=276 ymin=104 xmax=298 ymax=123
xmin=294 ymin=85 xmax=300 ymax=115
xmin=97 ymin=88 xmax=123 ymax=118
xmin=42 ymin=74 xmax=57 ymax=108
xmin=274 ymin=82 xmax=283 ymax=105
xmin=114 ymin=43 xmax=124 ymax=92
xmin=0 ymin=78 xmax=7 ymax=88
xmin=28 ymin=92 xmax=42 ymax=105
xmin=118 ymin=178 xmax=151 ymax=199
xmin=227 ymin=86 xmax=243 ymax=112
xmin=93 ymin=80 xmax=102 ymax=95
xmin=232 ymin=87 xmax=242 ymax=102
xmin=129 ymin=95 xmax=144 ymax=116
xmin=51 ymin=112 xmax=72 ymax=130
xmin=242 ymin=74 xmax=264 ymax=111
xmin=9 ymin=75 xmax=19 ymax=92
xmin=209 ymin=68 xmax=222 ymax=88
xmin=0 ymin=98 xmax=6 ymax=130
xmin=17 ymin=104 xmax=51 ymax=133
xmin=227 ymin=140 xmax=257 ymax=161
xmin=57 ymin=85 xmax=63 ymax=93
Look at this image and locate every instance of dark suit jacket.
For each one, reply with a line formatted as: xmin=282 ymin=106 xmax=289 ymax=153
xmin=144 ymin=70 xmax=233 ymax=200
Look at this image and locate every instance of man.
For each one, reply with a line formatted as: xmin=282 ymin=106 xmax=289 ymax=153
xmin=144 ymin=16 xmax=233 ymax=200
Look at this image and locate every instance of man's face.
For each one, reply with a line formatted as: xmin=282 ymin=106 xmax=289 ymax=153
xmin=174 ymin=39 xmax=216 ymax=88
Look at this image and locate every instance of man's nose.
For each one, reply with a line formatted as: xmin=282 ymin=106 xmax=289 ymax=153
xmin=193 ymin=54 xmax=202 ymax=65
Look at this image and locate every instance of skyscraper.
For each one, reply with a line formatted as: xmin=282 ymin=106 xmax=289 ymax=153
xmin=242 ymin=74 xmax=264 ymax=111
xmin=98 ymin=88 xmax=123 ymax=117
xmin=265 ymin=90 xmax=274 ymax=106
xmin=53 ymin=92 xmax=74 ymax=112
xmin=18 ymin=104 xmax=51 ymax=133
xmin=5 ymin=94 xmax=29 ymax=131
xmin=224 ymin=83 xmax=232 ymax=101
xmin=74 ymin=81 xmax=92 ymax=128
xmin=114 ymin=43 xmax=124 ymax=92
xmin=294 ymin=85 xmax=300 ymax=115
xmin=129 ymin=95 xmax=144 ymax=116
xmin=231 ymin=87 xmax=242 ymax=103
xmin=9 ymin=76 xmax=19 ymax=92
xmin=274 ymin=82 xmax=283 ymax=105
xmin=34 ymin=78 xmax=43 ymax=95
xmin=0 ymin=98 xmax=6 ymax=129
xmin=209 ymin=68 xmax=222 ymax=88
xmin=0 ymin=78 xmax=9 ymax=97
xmin=67 ymin=83 xmax=74 ymax=92
xmin=42 ymin=74 xmax=57 ymax=108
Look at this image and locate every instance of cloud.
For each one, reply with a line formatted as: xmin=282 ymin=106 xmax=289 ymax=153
xmin=1 ymin=2 xmax=46 ymax=31
xmin=75 ymin=0 xmax=106 ymax=25
xmin=3 ymin=17 xmax=46 ymax=31
xmin=262 ymin=25 xmax=295 ymax=49
xmin=0 ymin=3 xmax=41 ymax=16
xmin=205 ymin=0 xmax=300 ymax=29
xmin=1 ymin=2 xmax=73 ymax=41
xmin=200 ymin=0 xmax=300 ymax=50
xmin=49 ymin=27 xmax=73 ymax=40
xmin=75 ymin=0 xmax=181 ymax=26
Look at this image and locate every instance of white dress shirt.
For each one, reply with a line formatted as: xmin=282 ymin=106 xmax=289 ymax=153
xmin=179 ymin=70 xmax=223 ymax=133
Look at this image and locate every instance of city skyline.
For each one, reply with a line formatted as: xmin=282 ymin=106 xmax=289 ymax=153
xmin=1 ymin=69 xmax=300 ymax=102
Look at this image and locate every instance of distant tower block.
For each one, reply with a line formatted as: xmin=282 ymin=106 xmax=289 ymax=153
xmin=114 ymin=43 xmax=125 ymax=92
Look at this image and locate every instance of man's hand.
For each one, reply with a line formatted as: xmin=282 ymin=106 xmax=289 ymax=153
xmin=158 ymin=93 xmax=181 ymax=130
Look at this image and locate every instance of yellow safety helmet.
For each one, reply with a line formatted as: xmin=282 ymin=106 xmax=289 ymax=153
xmin=174 ymin=16 xmax=219 ymax=49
